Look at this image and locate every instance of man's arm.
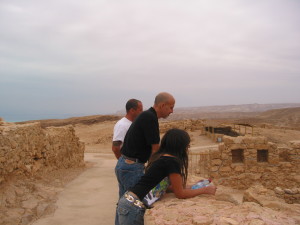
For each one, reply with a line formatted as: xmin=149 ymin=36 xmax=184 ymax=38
xmin=112 ymin=141 xmax=122 ymax=159
xmin=151 ymin=143 xmax=159 ymax=155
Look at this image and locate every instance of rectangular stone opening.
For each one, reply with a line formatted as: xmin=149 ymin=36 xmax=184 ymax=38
xmin=231 ymin=149 xmax=244 ymax=163
xmin=257 ymin=149 xmax=268 ymax=162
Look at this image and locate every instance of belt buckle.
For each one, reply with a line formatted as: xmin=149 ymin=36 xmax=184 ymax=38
xmin=125 ymin=193 xmax=135 ymax=202
xmin=134 ymin=200 xmax=144 ymax=209
xmin=125 ymin=193 xmax=144 ymax=209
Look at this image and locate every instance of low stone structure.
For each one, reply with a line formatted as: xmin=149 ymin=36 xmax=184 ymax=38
xmin=160 ymin=119 xmax=204 ymax=133
xmin=0 ymin=122 xmax=85 ymax=184
xmin=204 ymin=136 xmax=300 ymax=204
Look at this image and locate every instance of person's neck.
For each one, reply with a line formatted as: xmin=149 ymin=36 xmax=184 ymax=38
xmin=125 ymin=114 xmax=134 ymax=122
xmin=162 ymin=154 xmax=175 ymax=157
xmin=152 ymin=105 xmax=161 ymax=118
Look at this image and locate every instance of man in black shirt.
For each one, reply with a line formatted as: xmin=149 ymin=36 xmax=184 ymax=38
xmin=115 ymin=92 xmax=175 ymax=199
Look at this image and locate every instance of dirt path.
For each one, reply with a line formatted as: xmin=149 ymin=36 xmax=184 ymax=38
xmin=32 ymin=153 xmax=118 ymax=225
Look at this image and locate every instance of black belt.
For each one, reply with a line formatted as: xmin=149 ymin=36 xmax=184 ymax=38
xmin=122 ymin=154 xmax=143 ymax=163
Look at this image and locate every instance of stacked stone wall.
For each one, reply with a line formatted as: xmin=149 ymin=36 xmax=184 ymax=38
xmin=205 ymin=136 xmax=300 ymax=204
xmin=160 ymin=119 xmax=204 ymax=133
xmin=0 ymin=122 xmax=85 ymax=184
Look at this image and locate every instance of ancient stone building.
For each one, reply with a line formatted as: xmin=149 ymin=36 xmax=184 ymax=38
xmin=198 ymin=131 xmax=300 ymax=204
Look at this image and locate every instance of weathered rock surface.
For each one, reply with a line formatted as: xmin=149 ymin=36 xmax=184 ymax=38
xmin=0 ymin=122 xmax=85 ymax=225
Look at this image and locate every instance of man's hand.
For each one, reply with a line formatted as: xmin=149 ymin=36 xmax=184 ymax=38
xmin=112 ymin=141 xmax=122 ymax=159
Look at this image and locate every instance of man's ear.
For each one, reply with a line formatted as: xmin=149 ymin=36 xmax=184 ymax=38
xmin=157 ymin=103 xmax=162 ymax=110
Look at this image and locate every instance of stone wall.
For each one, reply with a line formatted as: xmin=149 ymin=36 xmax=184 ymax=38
xmin=0 ymin=122 xmax=85 ymax=184
xmin=160 ymin=119 xmax=204 ymax=133
xmin=205 ymin=136 xmax=300 ymax=203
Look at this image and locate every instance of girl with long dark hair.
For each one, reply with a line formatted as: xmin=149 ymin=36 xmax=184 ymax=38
xmin=116 ymin=128 xmax=217 ymax=225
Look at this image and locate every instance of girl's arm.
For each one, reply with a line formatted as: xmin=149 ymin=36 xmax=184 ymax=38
xmin=169 ymin=173 xmax=217 ymax=199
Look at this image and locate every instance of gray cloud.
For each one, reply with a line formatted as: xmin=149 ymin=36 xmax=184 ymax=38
xmin=1 ymin=0 xmax=300 ymax=121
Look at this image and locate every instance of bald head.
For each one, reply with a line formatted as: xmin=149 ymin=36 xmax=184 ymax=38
xmin=154 ymin=92 xmax=175 ymax=106
xmin=153 ymin=92 xmax=175 ymax=119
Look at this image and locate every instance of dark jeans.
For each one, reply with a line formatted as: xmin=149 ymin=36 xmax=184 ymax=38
xmin=115 ymin=156 xmax=144 ymax=225
xmin=116 ymin=195 xmax=145 ymax=225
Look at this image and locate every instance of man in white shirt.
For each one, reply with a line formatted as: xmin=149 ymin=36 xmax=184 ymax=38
xmin=112 ymin=99 xmax=143 ymax=159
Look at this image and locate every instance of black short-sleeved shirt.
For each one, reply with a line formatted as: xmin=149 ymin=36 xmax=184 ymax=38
xmin=121 ymin=107 xmax=160 ymax=163
xmin=129 ymin=156 xmax=181 ymax=200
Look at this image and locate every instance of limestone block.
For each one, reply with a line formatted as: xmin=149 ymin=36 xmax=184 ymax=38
xmin=22 ymin=197 xmax=39 ymax=209
xmin=211 ymin=159 xmax=222 ymax=166
xmin=256 ymin=167 xmax=265 ymax=173
xmin=248 ymin=219 xmax=265 ymax=225
xmin=289 ymin=140 xmax=300 ymax=149
xmin=219 ymin=166 xmax=231 ymax=172
xmin=209 ymin=172 xmax=219 ymax=178
xmin=209 ymin=150 xmax=221 ymax=159
xmin=245 ymin=158 xmax=257 ymax=166
xmin=254 ymin=144 xmax=269 ymax=150
xmin=219 ymin=217 xmax=239 ymax=225
xmin=249 ymin=167 xmax=258 ymax=173
xmin=4 ymin=208 xmax=24 ymax=225
xmin=265 ymin=166 xmax=279 ymax=173
xmin=215 ymin=186 xmax=244 ymax=205
xmin=292 ymin=175 xmax=300 ymax=183
xmin=192 ymin=215 xmax=213 ymax=225
xmin=284 ymin=188 xmax=297 ymax=194
xmin=242 ymin=136 xmax=256 ymax=144
xmin=228 ymin=144 xmax=246 ymax=151
xmin=279 ymin=162 xmax=293 ymax=168
xmin=221 ymin=152 xmax=230 ymax=160
xmin=232 ymin=164 xmax=245 ymax=172
xmin=274 ymin=187 xmax=285 ymax=195
xmin=210 ymin=166 xmax=219 ymax=172
xmin=223 ymin=136 xmax=235 ymax=145
xmin=233 ymin=136 xmax=244 ymax=144
xmin=218 ymin=143 xmax=225 ymax=152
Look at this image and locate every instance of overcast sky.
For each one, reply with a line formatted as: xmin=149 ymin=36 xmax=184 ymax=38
xmin=1 ymin=0 xmax=300 ymax=121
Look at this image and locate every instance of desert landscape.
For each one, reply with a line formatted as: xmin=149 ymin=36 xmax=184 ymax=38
xmin=1 ymin=104 xmax=300 ymax=225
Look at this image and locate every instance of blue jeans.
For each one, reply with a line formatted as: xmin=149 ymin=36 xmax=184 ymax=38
xmin=115 ymin=156 xmax=144 ymax=225
xmin=115 ymin=156 xmax=144 ymax=199
xmin=116 ymin=195 xmax=145 ymax=225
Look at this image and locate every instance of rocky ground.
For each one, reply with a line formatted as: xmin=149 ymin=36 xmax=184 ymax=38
xmin=0 ymin=165 xmax=87 ymax=225
xmin=145 ymin=177 xmax=300 ymax=225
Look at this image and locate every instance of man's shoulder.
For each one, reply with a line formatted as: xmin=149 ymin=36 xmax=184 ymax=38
xmin=114 ymin=117 xmax=131 ymax=127
xmin=139 ymin=107 xmax=156 ymax=118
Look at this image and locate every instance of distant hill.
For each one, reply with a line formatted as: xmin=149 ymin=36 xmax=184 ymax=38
xmin=16 ymin=115 xmax=121 ymax=128
xmin=173 ymin=103 xmax=300 ymax=113
xmin=166 ymin=103 xmax=300 ymax=121
xmin=256 ymin=107 xmax=300 ymax=128
xmin=14 ymin=103 xmax=300 ymax=129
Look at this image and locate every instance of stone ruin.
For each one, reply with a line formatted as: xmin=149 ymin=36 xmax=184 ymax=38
xmin=0 ymin=121 xmax=85 ymax=225
xmin=0 ymin=122 xmax=85 ymax=183
xmin=201 ymin=128 xmax=300 ymax=204
xmin=159 ymin=119 xmax=205 ymax=133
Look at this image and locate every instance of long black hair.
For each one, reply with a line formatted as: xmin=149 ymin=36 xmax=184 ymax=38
xmin=147 ymin=128 xmax=190 ymax=186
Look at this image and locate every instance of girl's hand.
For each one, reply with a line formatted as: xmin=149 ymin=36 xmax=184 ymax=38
xmin=202 ymin=185 xmax=217 ymax=195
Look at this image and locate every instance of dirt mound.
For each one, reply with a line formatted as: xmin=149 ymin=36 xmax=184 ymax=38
xmin=16 ymin=115 xmax=121 ymax=128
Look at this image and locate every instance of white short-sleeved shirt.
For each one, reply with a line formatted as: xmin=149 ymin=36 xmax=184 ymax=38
xmin=112 ymin=117 xmax=132 ymax=142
